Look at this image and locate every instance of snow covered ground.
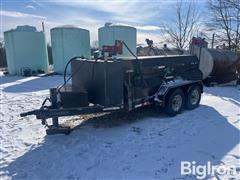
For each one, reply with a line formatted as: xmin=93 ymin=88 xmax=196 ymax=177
xmin=0 ymin=75 xmax=239 ymax=180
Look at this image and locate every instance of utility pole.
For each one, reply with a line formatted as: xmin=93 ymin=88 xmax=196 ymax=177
xmin=42 ymin=21 xmax=45 ymax=33
xmin=211 ymin=33 xmax=215 ymax=49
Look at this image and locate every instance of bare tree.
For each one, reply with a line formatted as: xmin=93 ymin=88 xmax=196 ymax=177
xmin=161 ymin=0 xmax=199 ymax=49
xmin=207 ymin=0 xmax=240 ymax=50
xmin=227 ymin=0 xmax=240 ymax=10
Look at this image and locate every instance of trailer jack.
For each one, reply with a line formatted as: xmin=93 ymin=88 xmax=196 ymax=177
xmin=46 ymin=121 xmax=71 ymax=135
xmin=42 ymin=117 xmax=71 ymax=135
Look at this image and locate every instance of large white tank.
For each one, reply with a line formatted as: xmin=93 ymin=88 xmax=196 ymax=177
xmin=98 ymin=23 xmax=137 ymax=57
xmin=51 ymin=26 xmax=90 ymax=74
xmin=4 ymin=25 xmax=49 ymax=75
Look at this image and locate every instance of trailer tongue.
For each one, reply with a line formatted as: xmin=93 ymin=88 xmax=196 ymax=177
xmin=21 ymin=41 xmax=203 ymax=135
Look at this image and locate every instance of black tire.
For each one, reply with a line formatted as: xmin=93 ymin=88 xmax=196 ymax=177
xmin=165 ymin=88 xmax=185 ymax=116
xmin=185 ymin=85 xmax=201 ymax=110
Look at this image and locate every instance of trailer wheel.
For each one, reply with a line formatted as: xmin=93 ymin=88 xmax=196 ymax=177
xmin=165 ymin=88 xmax=185 ymax=116
xmin=185 ymin=85 xmax=201 ymax=110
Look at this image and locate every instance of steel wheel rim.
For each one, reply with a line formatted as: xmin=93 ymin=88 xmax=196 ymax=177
xmin=190 ymin=89 xmax=199 ymax=105
xmin=172 ymin=94 xmax=183 ymax=112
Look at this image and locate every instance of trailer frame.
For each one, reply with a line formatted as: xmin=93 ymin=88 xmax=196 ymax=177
xmin=20 ymin=78 xmax=203 ymax=135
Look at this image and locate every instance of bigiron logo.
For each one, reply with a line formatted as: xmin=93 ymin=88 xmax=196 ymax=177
xmin=181 ymin=161 xmax=239 ymax=179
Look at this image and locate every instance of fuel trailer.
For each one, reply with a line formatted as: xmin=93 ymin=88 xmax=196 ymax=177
xmin=21 ymin=41 xmax=203 ymax=135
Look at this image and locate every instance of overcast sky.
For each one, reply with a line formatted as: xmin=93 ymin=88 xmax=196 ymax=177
xmin=1 ymin=0 xmax=208 ymax=46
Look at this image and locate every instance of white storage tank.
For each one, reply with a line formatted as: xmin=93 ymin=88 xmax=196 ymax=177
xmin=98 ymin=23 xmax=137 ymax=57
xmin=51 ymin=26 xmax=90 ymax=74
xmin=4 ymin=25 xmax=49 ymax=75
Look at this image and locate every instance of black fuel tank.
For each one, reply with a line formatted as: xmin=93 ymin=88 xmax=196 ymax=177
xmin=71 ymin=59 xmax=124 ymax=107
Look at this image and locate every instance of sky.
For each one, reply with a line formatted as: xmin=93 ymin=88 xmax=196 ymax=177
xmin=1 ymin=0 xmax=208 ymax=46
